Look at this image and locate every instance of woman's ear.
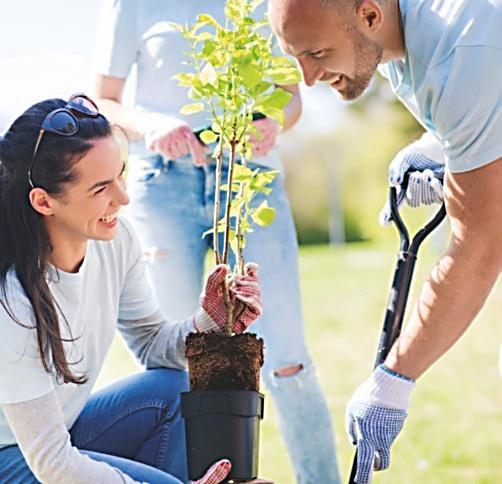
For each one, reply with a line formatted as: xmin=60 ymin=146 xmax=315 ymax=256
xmin=356 ymin=0 xmax=384 ymax=33
xmin=29 ymin=188 xmax=56 ymax=216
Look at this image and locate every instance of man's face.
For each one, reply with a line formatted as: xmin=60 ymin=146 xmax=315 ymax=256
xmin=269 ymin=0 xmax=383 ymax=101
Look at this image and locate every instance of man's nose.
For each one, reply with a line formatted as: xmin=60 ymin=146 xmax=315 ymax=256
xmin=298 ymin=57 xmax=322 ymax=87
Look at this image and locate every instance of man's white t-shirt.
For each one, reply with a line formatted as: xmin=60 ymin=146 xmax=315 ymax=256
xmin=0 ymin=219 xmax=160 ymax=446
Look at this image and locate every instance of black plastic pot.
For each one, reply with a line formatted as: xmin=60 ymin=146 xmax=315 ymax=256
xmin=181 ymin=390 xmax=264 ymax=481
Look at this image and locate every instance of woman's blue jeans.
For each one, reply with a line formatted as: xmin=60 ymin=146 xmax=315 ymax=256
xmin=125 ymin=155 xmax=341 ymax=483
xmin=0 ymin=369 xmax=189 ymax=484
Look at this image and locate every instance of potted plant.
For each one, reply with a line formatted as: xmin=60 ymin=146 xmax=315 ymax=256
xmin=172 ymin=0 xmax=300 ymax=480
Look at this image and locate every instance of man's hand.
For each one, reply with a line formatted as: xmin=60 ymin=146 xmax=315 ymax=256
xmin=380 ymin=134 xmax=446 ymax=226
xmin=346 ymin=365 xmax=415 ymax=483
xmin=194 ymin=263 xmax=263 ymax=334
xmin=144 ymin=116 xmax=208 ymax=166
xmin=249 ymin=118 xmax=279 ymax=157
xmin=193 ymin=459 xmax=231 ymax=484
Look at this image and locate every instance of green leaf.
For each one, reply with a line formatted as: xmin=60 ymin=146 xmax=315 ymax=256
xmin=265 ymin=66 xmax=302 ymax=85
xmin=180 ymin=103 xmax=205 ymax=115
xmin=199 ymin=130 xmax=218 ymax=144
xmin=199 ymin=62 xmax=218 ymax=86
xmin=251 ymin=201 xmax=276 ymax=227
xmin=172 ymin=73 xmax=196 ymax=87
xmin=232 ymin=163 xmax=254 ymax=181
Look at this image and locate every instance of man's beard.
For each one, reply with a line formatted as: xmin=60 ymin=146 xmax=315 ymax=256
xmin=338 ymin=28 xmax=383 ymax=101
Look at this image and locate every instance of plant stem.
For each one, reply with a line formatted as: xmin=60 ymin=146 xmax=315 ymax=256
xmin=212 ymin=134 xmax=225 ymax=265
xmin=222 ymin=134 xmax=238 ymax=335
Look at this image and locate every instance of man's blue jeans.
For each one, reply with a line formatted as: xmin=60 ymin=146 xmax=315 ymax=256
xmin=125 ymin=154 xmax=341 ymax=483
xmin=0 ymin=369 xmax=189 ymax=483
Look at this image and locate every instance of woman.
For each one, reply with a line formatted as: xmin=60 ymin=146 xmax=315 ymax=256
xmin=0 ymin=95 xmax=262 ymax=484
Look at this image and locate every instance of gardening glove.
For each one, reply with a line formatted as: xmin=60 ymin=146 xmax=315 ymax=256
xmin=193 ymin=263 xmax=263 ymax=334
xmin=379 ymin=133 xmax=446 ymax=226
xmin=250 ymin=117 xmax=278 ymax=158
xmin=346 ymin=365 xmax=416 ymax=484
xmin=192 ymin=458 xmax=231 ymax=484
xmin=144 ymin=114 xmax=208 ymax=166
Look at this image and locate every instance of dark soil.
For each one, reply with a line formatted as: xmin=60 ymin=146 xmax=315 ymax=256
xmin=185 ymin=332 xmax=264 ymax=391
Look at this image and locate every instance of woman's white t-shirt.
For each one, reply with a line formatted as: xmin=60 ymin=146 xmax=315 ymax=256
xmin=0 ymin=218 xmax=159 ymax=446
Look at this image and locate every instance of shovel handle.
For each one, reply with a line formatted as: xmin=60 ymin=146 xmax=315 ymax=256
xmin=348 ymin=186 xmax=446 ymax=484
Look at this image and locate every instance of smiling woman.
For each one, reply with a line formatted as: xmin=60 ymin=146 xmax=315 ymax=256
xmin=0 ymin=96 xmax=261 ymax=483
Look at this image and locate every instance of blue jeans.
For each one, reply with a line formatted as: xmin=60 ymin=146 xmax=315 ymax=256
xmin=125 ymin=154 xmax=341 ymax=483
xmin=0 ymin=369 xmax=189 ymax=484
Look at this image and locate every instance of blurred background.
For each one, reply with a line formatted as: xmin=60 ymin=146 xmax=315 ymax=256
xmin=1 ymin=1 xmax=501 ymax=483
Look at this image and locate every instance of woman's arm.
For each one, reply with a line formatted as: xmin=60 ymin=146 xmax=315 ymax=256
xmin=2 ymin=392 xmax=138 ymax=484
xmin=118 ymin=310 xmax=194 ymax=370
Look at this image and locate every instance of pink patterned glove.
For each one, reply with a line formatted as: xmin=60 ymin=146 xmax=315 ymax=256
xmin=193 ymin=459 xmax=231 ymax=484
xmin=145 ymin=117 xmax=208 ymax=166
xmin=193 ymin=263 xmax=263 ymax=334
xmin=249 ymin=118 xmax=278 ymax=157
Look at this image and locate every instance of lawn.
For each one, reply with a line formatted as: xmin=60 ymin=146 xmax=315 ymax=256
xmin=97 ymin=240 xmax=502 ymax=483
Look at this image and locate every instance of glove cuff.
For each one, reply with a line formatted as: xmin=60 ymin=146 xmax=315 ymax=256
xmin=361 ymin=365 xmax=416 ymax=410
xmin=193 ymin=307 xmax=219 ymax=333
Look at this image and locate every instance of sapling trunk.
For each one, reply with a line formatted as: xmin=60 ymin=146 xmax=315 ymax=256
xmin=212 ymin=135 xmax=224 ymax=266
xmin=222 ymin=135 xmax=238 ymax=335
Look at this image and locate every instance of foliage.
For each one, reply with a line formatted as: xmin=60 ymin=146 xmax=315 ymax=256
xmin=173 ymin=0 xmax=301 ymax=333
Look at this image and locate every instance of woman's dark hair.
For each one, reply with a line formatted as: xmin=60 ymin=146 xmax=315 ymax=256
xmin=0 ymin=98 xmax=111 ymax=384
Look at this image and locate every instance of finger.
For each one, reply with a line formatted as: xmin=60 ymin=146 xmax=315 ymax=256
xmin=345 ymin=414 xmax=358 ymax=445
xmin=205 ymin=264 xmax=230 ymax=291
xmin=378 ymin=203 xmax=393 ymax=228
xmin=405 ymin=172 xmax=422 ymax=208
xmin=428 ymin=174 xmax=444 ymax=200
xmin=194 ymin=459 xmax=232 ymax=484
xmin=374 ymin=447 xmax=390 ymax=471
xmin=232 ymin=291 xmax=263 ymax=315
xmin=356 ymin=440 xmax=376 ymax=484
xmin=244 ymin=262 xmax=259 ymax=277
xmin=186 ymin=132 xmax=208 ymax=166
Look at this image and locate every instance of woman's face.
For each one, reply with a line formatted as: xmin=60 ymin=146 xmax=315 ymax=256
xmin=45 ymin=135 xmax=129 ymax=244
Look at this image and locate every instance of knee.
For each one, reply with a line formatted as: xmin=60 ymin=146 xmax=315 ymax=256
xmin=262 ymin=361 xmax=314 ymax=390
xmin=274 ymin=364 xmax=304 ymax=377
xmin=143 ymin=368 xmax=189 ymax=400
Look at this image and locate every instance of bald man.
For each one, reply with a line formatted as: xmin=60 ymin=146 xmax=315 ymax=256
xmin=269 ymin=0 xmax=502 ymax=482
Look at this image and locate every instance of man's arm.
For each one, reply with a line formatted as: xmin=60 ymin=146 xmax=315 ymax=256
xmin=385 ymin=157 xmax=502 ymax=379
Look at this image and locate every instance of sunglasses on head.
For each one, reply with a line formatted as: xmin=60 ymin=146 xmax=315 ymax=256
xmin=28 ymin=93 xmax=100 ymax=189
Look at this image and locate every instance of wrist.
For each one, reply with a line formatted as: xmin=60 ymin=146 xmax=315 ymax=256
xmin=193 ymin=307 xmax=218 ymax=333
xmin=356 ymin=364 xmax=416 ymax=410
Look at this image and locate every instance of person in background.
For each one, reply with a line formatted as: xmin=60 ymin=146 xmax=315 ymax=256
xmin=94 ymin=1 xmax=341 ymax=483
xmin=0 ymin=95 xmax=262 ymax=483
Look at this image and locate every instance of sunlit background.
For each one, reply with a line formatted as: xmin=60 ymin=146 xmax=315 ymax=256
xmin=1 ymin=1 xmax=501 ymax=483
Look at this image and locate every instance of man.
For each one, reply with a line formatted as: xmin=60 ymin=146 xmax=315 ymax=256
xmin=268 ymin=0 xmax=501 ymax=482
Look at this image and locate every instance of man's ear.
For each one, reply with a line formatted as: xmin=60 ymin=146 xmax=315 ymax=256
xmin=29 ymin=188 xmax=57 ymax=216
xmin=356 ymin=0 xmax=384 ymax=33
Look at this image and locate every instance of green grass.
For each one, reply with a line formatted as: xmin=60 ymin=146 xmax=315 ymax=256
xmin=97 ymin=241 xmax=502 ymax=483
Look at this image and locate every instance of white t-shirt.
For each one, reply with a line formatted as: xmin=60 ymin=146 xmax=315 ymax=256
xmin=95 ymin=0 xmax=282 ymax=169
xmin=0 ymin=218 xmax=158 ymax=446
xmin=378 ymin=0 xmax=502 ymax=173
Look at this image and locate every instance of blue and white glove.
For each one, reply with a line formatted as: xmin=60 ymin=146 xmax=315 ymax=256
xmin=346 ymin=365 xmax=416 ymax=484
xmin=380 ymin=133 xmax=446 ymax=226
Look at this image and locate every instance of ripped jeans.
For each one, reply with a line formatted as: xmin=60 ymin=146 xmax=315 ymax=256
xmin=125 ymin=154 xmax=341 ymax=483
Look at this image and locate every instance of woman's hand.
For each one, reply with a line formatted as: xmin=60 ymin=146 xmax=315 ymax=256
xmin=193 ymin=263 xmax=263 ymax=334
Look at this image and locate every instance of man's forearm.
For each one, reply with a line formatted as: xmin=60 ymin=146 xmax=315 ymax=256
xmin=386 ymin=238 xmax=499 ymax=380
